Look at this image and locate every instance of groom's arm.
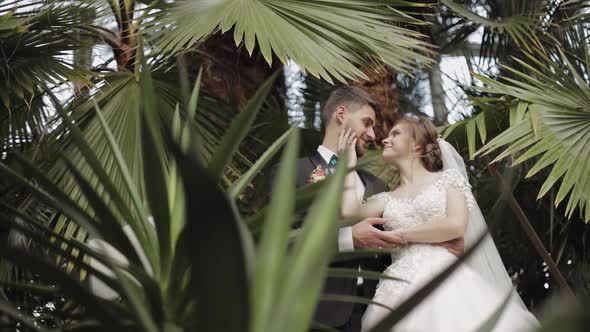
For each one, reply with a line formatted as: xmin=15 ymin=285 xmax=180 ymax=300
xmin=336 ymin=219 xmax=404 ymax=252
xmin=350 ymin=218 xmax=403 ymax=249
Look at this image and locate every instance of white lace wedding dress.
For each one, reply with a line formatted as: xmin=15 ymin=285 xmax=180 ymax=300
xmin=361 ymin=169 xmax=539 ymax=332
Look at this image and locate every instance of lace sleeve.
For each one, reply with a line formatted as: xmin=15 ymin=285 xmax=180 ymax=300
xmin=365 ymin=192 xmax=391 ymax=205
xmin=441 ymin=169 xmax=476 ymax=211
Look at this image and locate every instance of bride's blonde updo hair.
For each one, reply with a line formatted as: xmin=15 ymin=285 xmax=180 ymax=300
xmin=395 ymin=116 xmax=443 ymax=172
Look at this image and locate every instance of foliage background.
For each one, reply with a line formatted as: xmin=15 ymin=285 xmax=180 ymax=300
xmin=0 ymin=0 xmax=589 ymax=331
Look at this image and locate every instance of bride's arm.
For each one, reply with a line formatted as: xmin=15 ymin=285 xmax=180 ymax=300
xmin=387 ymin=187 xmax=468 ymax=244
xmin=341 ymin=172 xmax=384 ymax=219
xmin=338 ymin=128 xmax=385 ymax=219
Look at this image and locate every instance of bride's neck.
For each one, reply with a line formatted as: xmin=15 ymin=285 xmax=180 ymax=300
xmin=395 ymin=158 xmax=430 ymax=186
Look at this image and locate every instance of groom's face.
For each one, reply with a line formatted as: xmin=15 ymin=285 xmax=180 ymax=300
xmin=341 ymin=104 xmax=376 ymax=157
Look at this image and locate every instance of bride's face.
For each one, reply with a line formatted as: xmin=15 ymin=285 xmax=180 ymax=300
xmin=381 ymin=123 xmax=416 ymax=163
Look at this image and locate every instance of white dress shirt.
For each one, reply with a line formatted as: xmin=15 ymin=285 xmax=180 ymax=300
xmin=317 ymin=145 xmax=365 ymax=252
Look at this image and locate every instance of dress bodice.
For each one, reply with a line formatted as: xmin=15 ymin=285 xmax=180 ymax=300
xmin=368 ymin=168 xmax=476 ymax=232
xmin=366 ymin=169 xmax=477 ymax=300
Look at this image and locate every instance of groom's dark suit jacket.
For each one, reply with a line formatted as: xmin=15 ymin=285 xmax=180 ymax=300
xmin=269 ymin=151 xmax=392 ymax=328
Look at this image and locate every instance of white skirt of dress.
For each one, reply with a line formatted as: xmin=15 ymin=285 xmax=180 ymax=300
xmin=362 ymin=246 xmax=539 ymax=332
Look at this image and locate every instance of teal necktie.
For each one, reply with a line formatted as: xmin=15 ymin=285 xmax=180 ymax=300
xmin=328 ymin=155 xmax=339 ymax=174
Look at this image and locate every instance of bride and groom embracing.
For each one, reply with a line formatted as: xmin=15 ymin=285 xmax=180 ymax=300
xmin=269 ymin=86 xmax=539 ymax=332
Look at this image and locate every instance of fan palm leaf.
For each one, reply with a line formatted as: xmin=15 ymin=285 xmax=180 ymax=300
xmin=0 ymin=4 xmax=93 ymax=144
xmin=440 ymin=0 xmax=547 ymax=60
xmin=469 ymin=48 xmax=590 ymax=222
xmin=148 ymin=0 xmax=434 ymax=83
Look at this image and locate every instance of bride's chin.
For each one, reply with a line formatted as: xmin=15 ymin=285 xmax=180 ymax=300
xmin=381 ymin=153 xmax=394 ymax=164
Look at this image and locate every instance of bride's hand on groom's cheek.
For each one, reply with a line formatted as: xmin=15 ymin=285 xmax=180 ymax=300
xmin=352 ymin=217 xmax=404 ymax=249
xmin=337 ymin=127 xmax=357 ymax=168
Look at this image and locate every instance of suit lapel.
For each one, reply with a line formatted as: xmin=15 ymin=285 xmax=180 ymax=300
xmin=358 ymin=170 xmax=375 ymax=201
xmin=309 ymin=150 xmax=329 ymax=171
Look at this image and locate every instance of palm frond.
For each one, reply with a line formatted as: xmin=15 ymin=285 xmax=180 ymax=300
xmin=471 ymin=49 xmax=590 ymax=222
xmin=440 ymin=0 xmax=546 ymax=60
xmin=0 ymin=2 xmax=96 ymax=147
xmin=148 ymin=0 xmax=434 ymax=83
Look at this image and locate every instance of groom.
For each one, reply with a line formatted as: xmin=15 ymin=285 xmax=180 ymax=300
xmin=269 ymin=86 xmax=401 ymax=331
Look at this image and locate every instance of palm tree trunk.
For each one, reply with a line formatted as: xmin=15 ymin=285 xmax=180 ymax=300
xmin=429 ymin=56 xmax=449 ymax=125
xmin=184 ymin=33 xmax=284 ymax=108
xmin=73 ymin=9 xmax=96 ymax=99
xmin=105 ymin=0 xmax=136 ymax=72
xmin=351 ymin=64 xmax=401 ymax=145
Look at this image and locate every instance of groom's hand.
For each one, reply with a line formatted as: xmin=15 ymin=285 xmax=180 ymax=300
xmin=352 ymin=218 xmax=404 ymax=249
xmin=439 ymin=237 xmax=464 ymax=257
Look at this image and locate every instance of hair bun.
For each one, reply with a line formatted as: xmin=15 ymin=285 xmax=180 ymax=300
xmin=425 ymin=143 xmax=440 ymax=152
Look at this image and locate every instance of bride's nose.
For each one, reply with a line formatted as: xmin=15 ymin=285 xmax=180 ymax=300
xmin=382 ymin=137 xmax=389 ymax=145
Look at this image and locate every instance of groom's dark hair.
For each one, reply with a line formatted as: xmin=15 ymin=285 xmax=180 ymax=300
xmin=322 ymin=86 xmax=380 ymax=124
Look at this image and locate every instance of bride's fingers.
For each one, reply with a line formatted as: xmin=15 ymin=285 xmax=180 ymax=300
xmin=339 ymin=128 xmax=357 ymax=152
xmin=341 ymin=128 xmax=350 ymax=150
xmin=346 ymin=129 xmax=354 ymax=145
xmin=338 ymin=129 xmax=344 ymax=149
xmin=349 ymin=138 xmax=356 ymax=153
xmin=341 ymin=128 xmax=348 ymax=144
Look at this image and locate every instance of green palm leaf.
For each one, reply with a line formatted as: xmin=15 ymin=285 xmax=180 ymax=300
xmin=440 ymin=0 xmax=545 ymax=59
xmin=0 ymin=245 xmax=126 ymax=329
xmin=471 ymin=49 xmax=590 ymax=222
xmin=228 ymin=127 xmax=295 ymax=199
xmin=149 ymin=0 xmax=433 ymax=83
xmin=0 ymin=3 xmax=94 ymax=139
xmin=172 ymin=134 xmax=252 ymax=332
xmin=207 ymin=71 xmax=281 ymax=180
xmin=273 ymin=150 xmax=349 ymax=332
xmin=250 ymin=128 xmax=300 ymax=332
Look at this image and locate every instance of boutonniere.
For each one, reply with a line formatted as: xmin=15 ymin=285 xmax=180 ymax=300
xmin=307 ymin=165 xmax=327 ymax=184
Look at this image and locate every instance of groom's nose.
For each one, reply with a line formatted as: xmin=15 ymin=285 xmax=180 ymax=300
xmin=366 ymin=127 xmax=376 ymax=141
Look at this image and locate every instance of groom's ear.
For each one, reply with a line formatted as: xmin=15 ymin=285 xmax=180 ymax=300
xmin=335 ymin=106 xmax=346 ymax=124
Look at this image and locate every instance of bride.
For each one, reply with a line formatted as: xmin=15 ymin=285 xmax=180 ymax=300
xmin=338 ymin=116 xmax=539 ymax=332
